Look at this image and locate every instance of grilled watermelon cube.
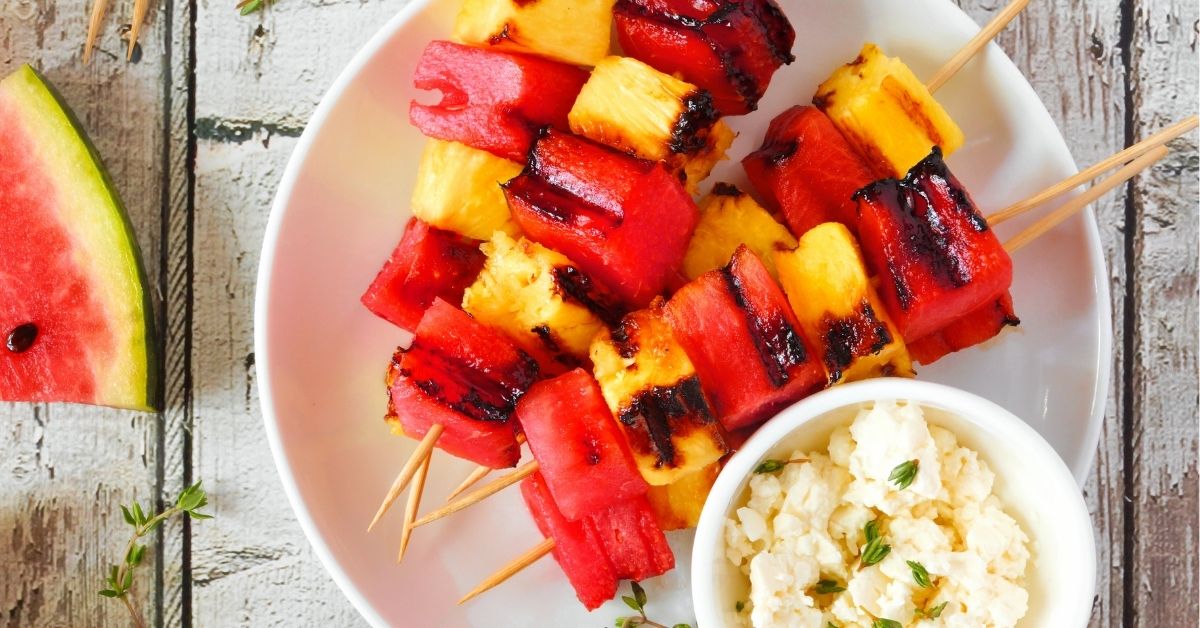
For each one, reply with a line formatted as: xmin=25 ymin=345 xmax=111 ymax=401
xmin=590 ymin=305 xmax=728 ymax=485
xmin=411 ymin=139 xmax=523 ymax=241
xmin=454 ymin=0 xmax=616 ymax=68
xmin=361 ymin=218 xmax=485 ymax=332
xmin=666 ymin=246 xmax=826 ymax=431
xmin=504 ymin=129 xmax=699 ymax=307
xmin=410 ymin=41 xmax=589 ymax=163
xmin=646 ymin=461 xmax=719 ymax=530
xmin=909 ymin=292 xmax=1020 ymax=364
xmin=386 ymin=299 xmax=538 ymax=468
xmin=682 ymin=184 xmax=796 ymax=281
xmin=462 ymin=232 xmax=621 ymax=375
xmin=742 ymin=106 xmax=877 ymax=237
xmin=516 ymin=369 xmax=647 ymax=521
xmin=614 ymin=0 xmax=795 ymax=115
xmin=586 ymin=495 xmax=675 ymax=582
xmin=775 ymin=223 xmax=914 ymax=383
xmin=855 ymin=148 xmax=1014 ymax=342
xmin=521 ymin=472 xmax=618 ymax=610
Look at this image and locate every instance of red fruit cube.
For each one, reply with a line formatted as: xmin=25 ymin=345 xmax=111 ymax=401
xmin=743 ymin=106 xmax=878 ymax=237
xmin=855 ymin=148 xmax=1014 ymax=341
xmin=504 ymin=129 xmax=699 ymax=307
xmin=521 ymin=472 xmax=619 ymax=611
xmin=908 ymin=292 xmax=1020 ymax=364
xmin=361 ymin=218 xmax=485 ymax=332
xmin=387 ymin=299 xmax=538 ymax=468
xmin=517 ymin=369 xmax=648 ymax=521
xmin=409 ymin=41 xmax=590 ymax=163
xmin=666 ymin=246 xmax=826 ymax=431
xmin=614 ymin=0 xmax=795 ymax=115
xmin=586 ymin=495 xmax=675 ymax=582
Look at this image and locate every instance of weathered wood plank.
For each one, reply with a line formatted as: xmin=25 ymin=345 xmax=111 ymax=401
xmin=0 ymin=2 xmax=169 ymax=626
xmin=186 ymin=2 xmax=409 ymax=625
xmin=1127 ymin=0 xmax=1199 ymax=624
xmin=955 ymin=1 xmax=1130 ymax=624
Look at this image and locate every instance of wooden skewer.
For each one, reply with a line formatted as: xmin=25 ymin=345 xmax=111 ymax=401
xmin=1005 ymin=145 xmax=1168 ymax=254
xmin=128 ymin=0 xmax=151 ymax=60
xmin=83 ymin=0 xmax=110 ymax=64
xmin=412 ymin=460 xmax=539 ymax=529
xmin=447 ymin=433 xmax=527 ymax=501
xmin=988 ymin=115 xmax=1199 ymax=226
xmin=397 ymin=450 xmax=433 ymax=563
xmin=367 ymin=423 xmax=444 ymax=532
xmin=926 ymin=0 xmax=1031 ymax=93
xmin=458 ymin=538 xmax=556 ymax=605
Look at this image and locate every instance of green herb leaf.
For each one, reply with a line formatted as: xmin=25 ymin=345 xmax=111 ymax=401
xmin=859 ymin=525 xmax=891 ymax=569
xmin=872 ymin=619 xmax=902 ymax=628
xmin=735 ymin=601 xmax=745 ymax=613
xmin=813 ymin=579 xmax=846 ymax=594
xmin=671 ymin=624 xmax=691 ymax=628
xmin=864 ymin=519 xmax=880 ymax=543
xmin=132 ymin=502 xmax=146 ymax=527
xmin=827 ymin=623 xmax=840 ymax=628
xmin=916 ymin=601 xmax=949 ymax=619
xmin=631 ymin=581 xmax=647 ymax=609
xmin=755 ymin=459 xmax=786 ymax=474
xmin=615 ymin=618 xmax=627 ymax=628
xmin=907 ymin=560 xmax=932 ymax=588
xmin=120 ymin=505 xmax=135 ymax=526
xmin=888 ymin=459 xmax=920 ymax=490
xmin=238 ymin=0 xmax=268 ymax=16
xmin=622 ymin=596 xmax=640 ymax=612
xmin=188 ymin=511 xmax=214 ymax=520
xmin=98 ymin=589 xmax=120 ymax=598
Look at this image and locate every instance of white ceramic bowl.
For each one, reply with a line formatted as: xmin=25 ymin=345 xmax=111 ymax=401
xmin=692 ymin=379 xmax=1096 ymax=628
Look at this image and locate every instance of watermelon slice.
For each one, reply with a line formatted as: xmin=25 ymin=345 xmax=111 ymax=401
xmin=0 ymin=65 xmax=157 ymax=411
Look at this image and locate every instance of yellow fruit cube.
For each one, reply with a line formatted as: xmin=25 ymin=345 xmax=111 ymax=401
xmin=775 ymin=222 xmax=914 ymax=382
xmin=814 ymin=43 xmax=965 ymax=178
xmin=646 ymin=462 xmax=720 ymax=530
xmin=590 ymin=305 xmax=728 ymax=485
xmin=682 ymin=185 xmax=797 ymax=280
xmin=462 ymin=232 xmax=609 ymax=369
xmin=411 ymin=139 xmax=522 ymax=241
xmin=454 ymin=0 xmax=615 ymax=67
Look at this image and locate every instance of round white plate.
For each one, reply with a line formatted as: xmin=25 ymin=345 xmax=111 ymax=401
xmin=255 ymin=1 xmax=1111 ymax=625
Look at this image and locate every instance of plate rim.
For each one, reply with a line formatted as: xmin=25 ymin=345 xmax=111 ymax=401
xmin=253 ymin=1 xmax=1113 ymax=625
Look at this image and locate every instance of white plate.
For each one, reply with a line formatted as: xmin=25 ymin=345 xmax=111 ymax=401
xmin=254 ymin=1 xmax=1111 ymax=625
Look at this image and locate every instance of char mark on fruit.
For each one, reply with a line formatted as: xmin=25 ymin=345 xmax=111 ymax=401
xmin=609 ymin=317 xmax=641 ymax=359
xmin=618 ymin=376 xmax=715 ymax=469
xmin=670 ymin=90 xmax=721 ymax=154
xmin=819 ymin=300 xmax=893 ymax=383
xmin=553 ymin=266 xmax=626 ymax=328
xmin=719 ymin=264 xmax=806 ymax=388
xmin=711 ymin=182 xmax=742 ymax=196
xmin=531 ymin=324 xmax=585 ymax=369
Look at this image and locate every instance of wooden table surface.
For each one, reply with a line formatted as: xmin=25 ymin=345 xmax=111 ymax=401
xmin=1 ymin=1 xmax=1196 ymax=626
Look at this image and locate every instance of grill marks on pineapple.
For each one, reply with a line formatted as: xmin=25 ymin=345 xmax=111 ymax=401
xmin=818 ymin=300 xmax=895 ymax=383
xmin=669 ymin=91 xmax=720 ymax=155
xmin=720 ymin=264 xmax=806 ymax=388
xmin=617 ymin=376 xmax=715 ymax=469
xmin=552 ymin=265 xmax=626 ymax=328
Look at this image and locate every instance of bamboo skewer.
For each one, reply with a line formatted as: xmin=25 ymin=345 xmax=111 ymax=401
xmin=457 ymin=538 xmax=556 ymax=605
xmin=128 ymin=0 xmax=151 ymax=60
xmin=368 ymin=423 xmax=444 ymax=532
xmin=83 ymin=0 xmax=111 ymax=64
xmin=412 ymin=460 xmax=539 ymax=529
xmin=397 ymin=451 xmax=433 ymax=563
xmin=1004 ymin=145 xmax=1168 ymax=254
xmin=447 ymin=433 xmax=527 ymax=501
xmin=988 ymin=115 xmax=1198 ymax=226
xmin=926 ymin=0 xmax=1031 ymax=93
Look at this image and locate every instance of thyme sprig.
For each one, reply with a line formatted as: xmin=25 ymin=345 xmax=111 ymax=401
xmin=615 ymin=581 xmax=692 ymax=628
xmin=98 ymin=481 xmax=212 ymax=627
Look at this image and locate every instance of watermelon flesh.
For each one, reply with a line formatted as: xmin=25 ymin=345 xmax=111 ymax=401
xmin=516 ymin=369 xmax=647 ymax=521
xmin=0 ymin=65 xmax=156 ymax=411
xmin=585 ymin=494 xmax=675 ymax=582
xmin=521 ymin=472 xmax=619 ymax=611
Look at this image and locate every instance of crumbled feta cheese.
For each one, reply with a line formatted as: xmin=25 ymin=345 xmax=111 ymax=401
xmin=725 ymin=401 xmax=1030 ymax=628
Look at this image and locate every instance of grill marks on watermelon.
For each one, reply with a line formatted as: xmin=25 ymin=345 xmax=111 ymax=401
xmin=720 ymin=249 xmax=808 ymax=387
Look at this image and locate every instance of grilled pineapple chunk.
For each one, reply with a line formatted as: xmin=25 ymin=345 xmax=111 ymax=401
xmin=682 ymin=184 xmax=797 ymax=280
xmin=814 ymin=43 xmax=965 ymax=178
xmin=569 ymin=56 xmax=732 ymax=193
xmin=462 ymin=232 xmax=610 ymax=372
xmin=775 ymin=223 xmax=914 ymax=383
xmin=646 ymin=462 xmax=720 ymax=531
xmin=590 ymin=305 xmax=727 ymax=485
xmin=454 ymin=0 xmax=615 ymax=67
xmin=412 ymin=139 xmax=522 ymax=241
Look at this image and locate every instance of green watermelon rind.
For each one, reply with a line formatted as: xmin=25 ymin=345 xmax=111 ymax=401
xmin=6 ymin=65 xmax=159 ymax=411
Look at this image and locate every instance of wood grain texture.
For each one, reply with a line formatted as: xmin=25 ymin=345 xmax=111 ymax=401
xmin=1126 ymin=0 xmax=1199 ymax=624
xmin=0 ymin=1 xmax=168 ymax=626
